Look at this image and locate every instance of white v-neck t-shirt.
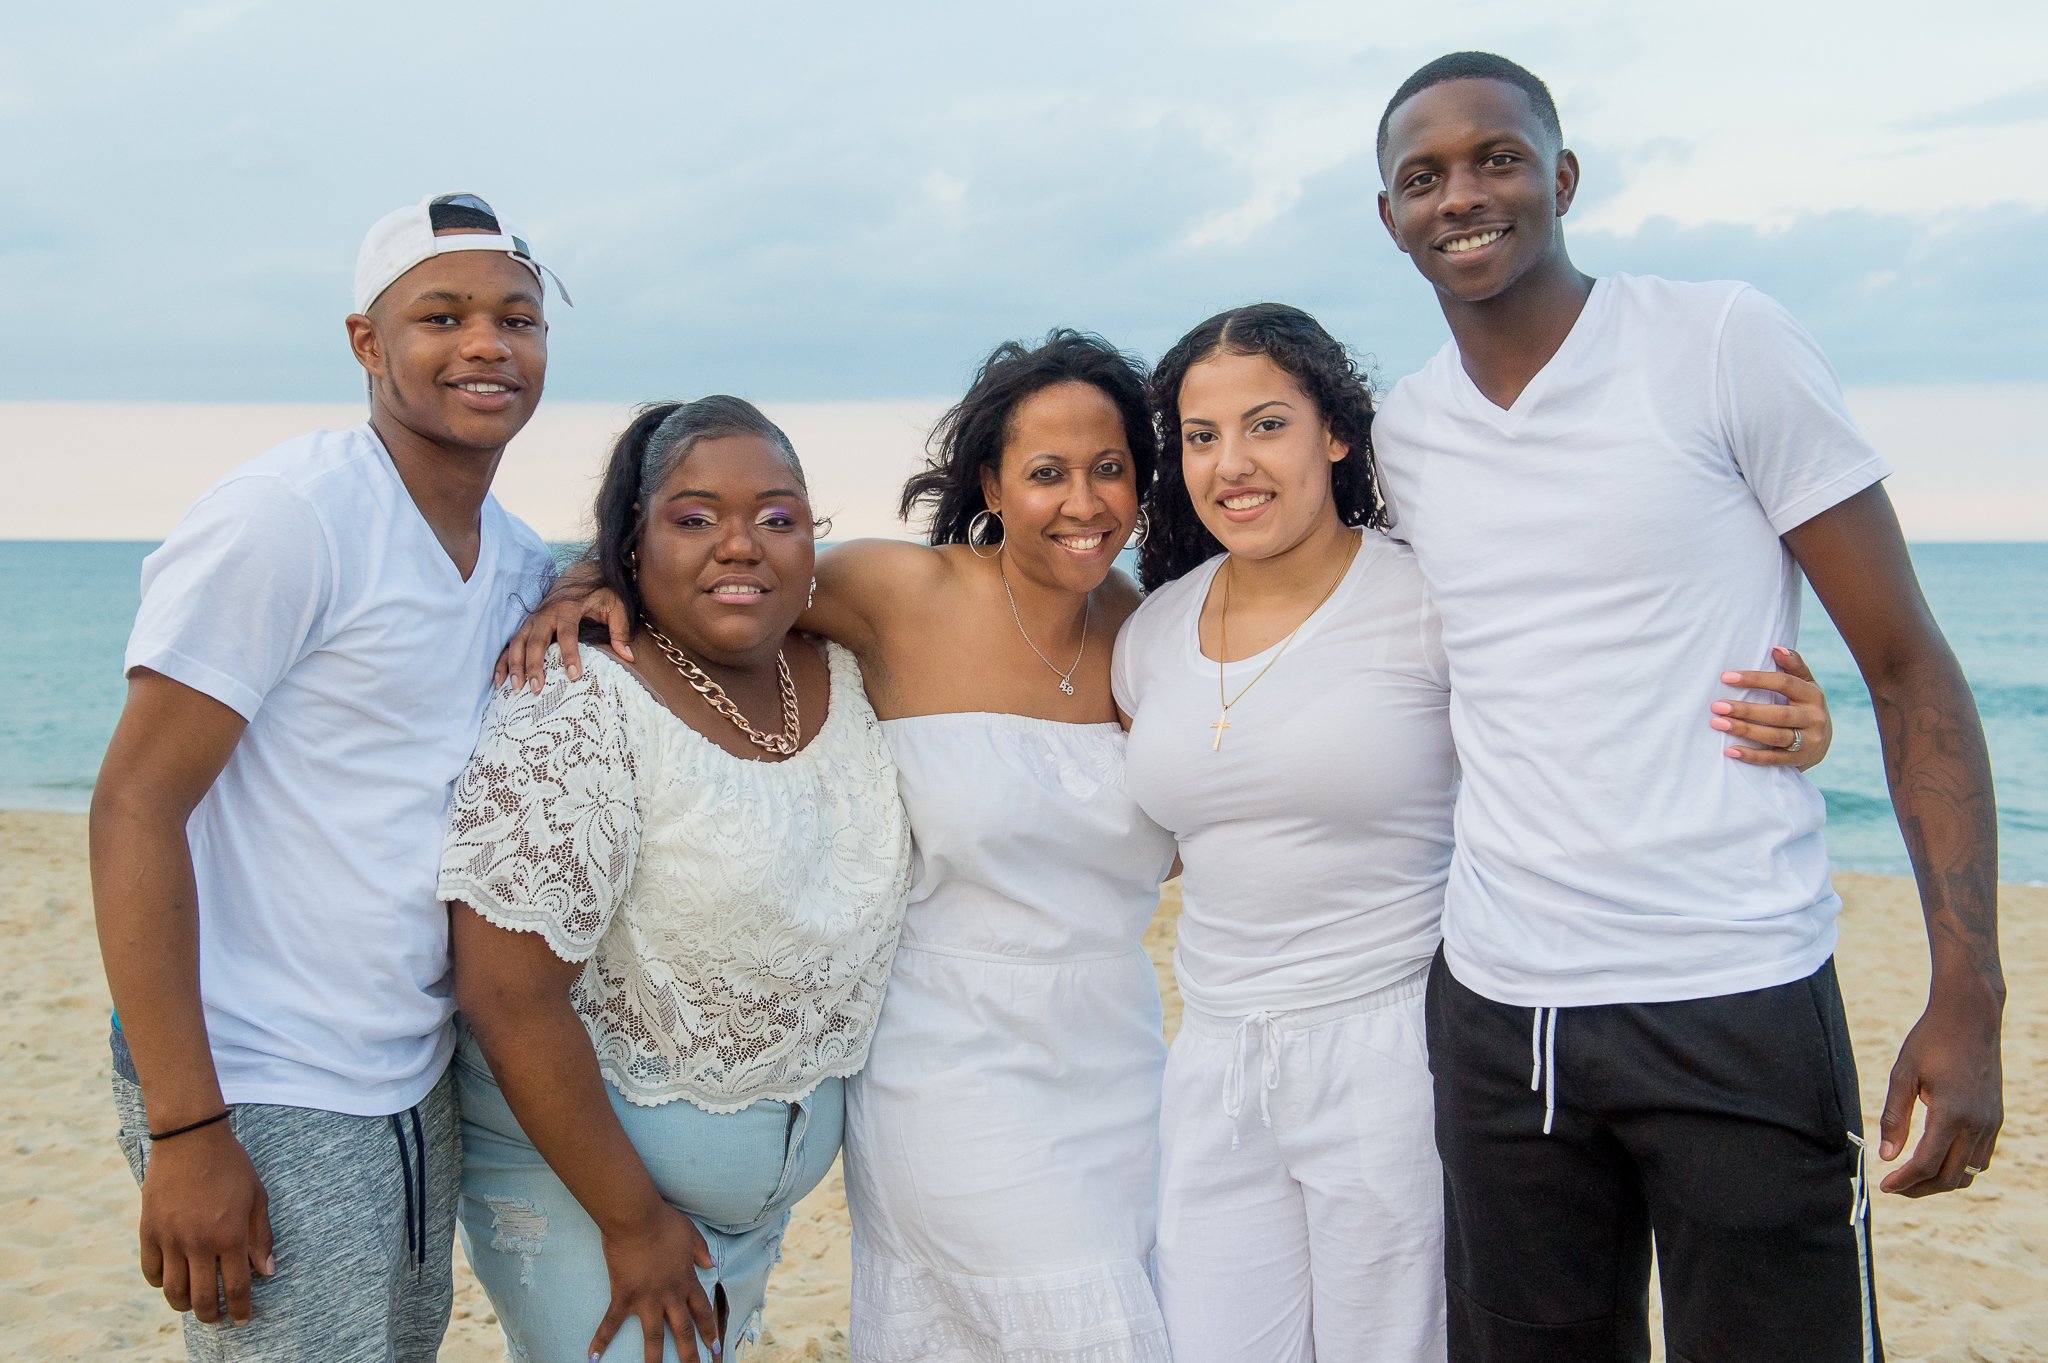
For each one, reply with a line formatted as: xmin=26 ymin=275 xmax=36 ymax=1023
xmin=1113 ymin=529 xmax=1455 ymax=1017
xmin=125 ymin=424 xmax=555 ymax=1114
xmin=1374 ymin=274 xmax=1890 ymax=1008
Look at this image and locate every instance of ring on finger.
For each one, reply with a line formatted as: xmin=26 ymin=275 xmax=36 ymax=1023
xmin=1786 ymin=729 xmax=1804 ymax=754
xmin=1964 ymin=1163 xmax=1986 ymax=1176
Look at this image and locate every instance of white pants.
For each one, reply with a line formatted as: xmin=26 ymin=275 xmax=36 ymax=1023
xmin=1155 ymin=968 xmax=1446 ymax=1363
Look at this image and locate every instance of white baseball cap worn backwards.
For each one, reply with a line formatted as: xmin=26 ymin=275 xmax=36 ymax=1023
xmin=353 ymin=191 xmax=572 ymax=315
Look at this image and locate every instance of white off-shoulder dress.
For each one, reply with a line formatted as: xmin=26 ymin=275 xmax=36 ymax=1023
xmin=843 ymin=713 xmax=1179 ymax=1363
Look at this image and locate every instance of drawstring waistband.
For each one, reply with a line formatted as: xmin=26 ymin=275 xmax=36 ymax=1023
xmin=389 ymin=1105 xmax=429 ymax=1274
xmin=1221 ymin=1011 xmax=1282 ymax=1151
xmin=1529 ymin=1006 xmax=1559 ymax=1135
xmin=1187 ymin=967 xmax=1430 ymax=1152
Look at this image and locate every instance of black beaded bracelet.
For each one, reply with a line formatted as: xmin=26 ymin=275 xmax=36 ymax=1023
xmin=148 ymin=1109 xmax=232 ymax=1142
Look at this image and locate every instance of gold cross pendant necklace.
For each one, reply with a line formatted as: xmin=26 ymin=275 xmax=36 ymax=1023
xmin=1210 ymin=537 xmax=1360 ymax=752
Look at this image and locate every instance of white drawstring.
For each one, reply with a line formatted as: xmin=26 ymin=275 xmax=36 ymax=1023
xmin=1845 ymin=1130 xmax=1870 ymax=1227
xmin=1221 ymin=1011 xmax=1282 ymax=1150
xmin=1845 ymin=1129 xmax=1877 ymax=1361
xmin=1529 ymin=1006 xmax=1559 ymax=1136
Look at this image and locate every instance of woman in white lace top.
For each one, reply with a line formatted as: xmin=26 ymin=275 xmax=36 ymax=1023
xmin=439 ymin=397 xmax=911 ymax=1363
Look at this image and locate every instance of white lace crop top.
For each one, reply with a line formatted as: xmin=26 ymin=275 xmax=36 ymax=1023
xmin=438 ymin=642 xmax=912 ymax=1112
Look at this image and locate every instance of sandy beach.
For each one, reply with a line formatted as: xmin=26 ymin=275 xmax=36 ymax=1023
xmin=6 ymin=807 xmax=2042 ymax=1361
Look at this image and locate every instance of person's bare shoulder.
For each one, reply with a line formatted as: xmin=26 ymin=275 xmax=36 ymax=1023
xmin=819 ymin=536 xmax=946 ymax=577
xmin=818 ymin=538 xmax=959 ymax=611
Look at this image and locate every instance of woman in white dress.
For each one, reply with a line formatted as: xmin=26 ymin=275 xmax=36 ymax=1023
xmin=441 ymin=397 xmax=912 ymax=1363
xmin=507 ymin=333 xmax=1178 ymax=1362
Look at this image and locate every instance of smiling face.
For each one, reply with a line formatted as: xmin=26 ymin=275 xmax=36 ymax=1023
xmin=350 ymin=247 xmax=547 ymax=453
xmin=1377 ymin=76 xmax=1580 ymax=308
xmin=978 ymin=380 xmax=1138 ymax=593
xmin=634 ymin=432 xmax=816 ymax=668
xmin=1178 ymin=350 xmax=1348 ymax=562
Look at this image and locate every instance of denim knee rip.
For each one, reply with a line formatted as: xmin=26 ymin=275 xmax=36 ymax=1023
xmin=483 ymin=1196 xmax=549 ymax=1288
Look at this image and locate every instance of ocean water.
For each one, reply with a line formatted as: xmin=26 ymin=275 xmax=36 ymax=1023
xmin=3 ymin=540 xmax=2043 ymax=884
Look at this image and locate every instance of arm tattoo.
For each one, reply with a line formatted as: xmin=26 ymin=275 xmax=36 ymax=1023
xmin=1874 ymin=680 xmax=2003 ymax=997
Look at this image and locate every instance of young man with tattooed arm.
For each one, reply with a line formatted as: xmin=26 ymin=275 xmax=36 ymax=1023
xmin=1371 ymin=52 xmax=2001 ymax=1362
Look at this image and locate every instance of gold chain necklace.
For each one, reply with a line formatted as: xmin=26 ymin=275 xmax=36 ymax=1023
xmin=1209 ymin=537 xmax=1359 ymax=752
xmin=643 ymin=624 xmax=801 ymax=755
xmin=999 ymin=552 xmax=1090 ymax=697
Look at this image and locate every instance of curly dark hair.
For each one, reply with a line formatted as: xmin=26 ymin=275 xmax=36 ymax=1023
xmin=899 ymin=329 xmax=1156 ymax=547
xmin=1138 ymin=304 xmax=1384 ymax=591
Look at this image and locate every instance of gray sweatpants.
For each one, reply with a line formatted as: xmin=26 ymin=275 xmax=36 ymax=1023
xmin=111 ymin=1029 xmax=459 ymax=1363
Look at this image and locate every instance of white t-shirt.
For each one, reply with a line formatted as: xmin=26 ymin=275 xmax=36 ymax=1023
xmin=1374 ymin=274 xmax=1890 ymax=1007
xmin=125 ymin=424 xmax=555 ymax=1115
xmin=1113 ymin=529 xmax=1455 ymax=1017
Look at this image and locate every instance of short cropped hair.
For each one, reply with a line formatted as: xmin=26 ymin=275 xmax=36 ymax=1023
xmin=1377 ymin=52 xmax=1562 ymax=168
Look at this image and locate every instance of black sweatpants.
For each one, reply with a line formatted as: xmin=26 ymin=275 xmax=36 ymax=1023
xmin=1425 ymin=951 xmax=1880 ymax=1363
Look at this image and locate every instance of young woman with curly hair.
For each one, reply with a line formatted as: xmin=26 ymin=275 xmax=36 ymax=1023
xmin=1111 ymin=304 xmax=1452 ymax=1361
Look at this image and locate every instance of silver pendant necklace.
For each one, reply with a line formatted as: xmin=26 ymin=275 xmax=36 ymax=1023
xmin=999 ymin=552 xmax=1089 ymax=697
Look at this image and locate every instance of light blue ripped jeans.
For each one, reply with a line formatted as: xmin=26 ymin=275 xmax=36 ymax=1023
xmin=453 ymin=1025 xmax=842 ymax=1363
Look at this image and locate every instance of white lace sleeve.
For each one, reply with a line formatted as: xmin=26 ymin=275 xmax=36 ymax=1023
xmin=438 ymin=654 xmax=640 ymax=962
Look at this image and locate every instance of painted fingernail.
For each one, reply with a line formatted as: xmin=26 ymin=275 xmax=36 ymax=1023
xmin=1711 ymin=701 xmax=1733 ymax=715
xmin=713 ymin=1343 xmax=723 ymax=1357
xmin=589 ymin=1351 xmax=602 ymax=1362
xmin=1711 ymin=717 xmax=1732 ymax=731
xmin=1723 ymin=747 xmax=1744 ymax=759
xmin=1721 ymin=671 xmax=1743 ymax=684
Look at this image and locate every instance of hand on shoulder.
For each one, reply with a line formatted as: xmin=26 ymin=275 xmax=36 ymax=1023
xmin=498 ymin=560 xmax=626 ymax=694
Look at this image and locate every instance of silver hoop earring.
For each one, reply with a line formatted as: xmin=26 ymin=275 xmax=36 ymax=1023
xmin=807 ymin=577 xmax=817 ymax=610
xmin=967 ymin=508 xmax=1002 ymax=559
xmin=1133 ymin=509 xmax=1150 ymax=544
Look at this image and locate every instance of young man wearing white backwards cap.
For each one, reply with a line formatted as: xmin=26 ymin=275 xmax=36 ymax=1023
xmin=91 ymin=192 xmax=563 ymax=1360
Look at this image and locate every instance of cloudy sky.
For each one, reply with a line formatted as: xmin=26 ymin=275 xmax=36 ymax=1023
xmin=3 ymin=0 xmax=2044 ymax=407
